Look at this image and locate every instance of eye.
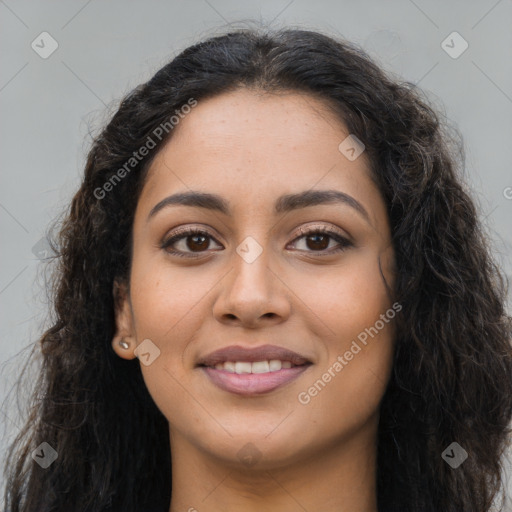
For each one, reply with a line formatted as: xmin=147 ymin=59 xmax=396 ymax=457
xmin=161 ymin=225 xmax=353 ymax=259
xmin=161 ymin=227 xmax=222 ymax=258
xmin=288 ymin=226 xmax=353 ymax=255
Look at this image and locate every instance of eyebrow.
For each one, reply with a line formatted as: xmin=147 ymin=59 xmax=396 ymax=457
xmin=147 ymin=189 xmax=370 ymax=223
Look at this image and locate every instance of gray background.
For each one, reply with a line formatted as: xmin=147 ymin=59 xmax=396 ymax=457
xmin=1 ymin=0 xmax=511 ymax=506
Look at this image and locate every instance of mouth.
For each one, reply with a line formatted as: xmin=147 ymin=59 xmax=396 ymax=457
xmin=196 ymin=344 xmax=313 ymax=396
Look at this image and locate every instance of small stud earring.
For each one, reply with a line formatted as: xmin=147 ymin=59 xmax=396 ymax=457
xmin=119 ymin=339 xmax=130 ymax=349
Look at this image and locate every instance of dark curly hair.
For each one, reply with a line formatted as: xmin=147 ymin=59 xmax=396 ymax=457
xmin=3 ymin=26 xmax=512 ymax=512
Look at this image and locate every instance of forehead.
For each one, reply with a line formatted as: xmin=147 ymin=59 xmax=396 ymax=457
xmin=138 ymin=88 xmax=384 ymax=226
xmin=166 ymin=88 xmax=349 ymax=162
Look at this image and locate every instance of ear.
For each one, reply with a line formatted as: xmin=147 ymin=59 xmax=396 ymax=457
xmin=111 ymin=278 xmax=137 ymax=360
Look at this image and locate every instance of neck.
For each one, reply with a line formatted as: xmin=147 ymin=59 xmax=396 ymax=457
xmin=167 ymin=419 xmax=379 ymax=512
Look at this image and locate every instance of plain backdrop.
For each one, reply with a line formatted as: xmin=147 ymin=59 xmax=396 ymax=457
xmin=1 ymin=0 xmax=511 ymax=506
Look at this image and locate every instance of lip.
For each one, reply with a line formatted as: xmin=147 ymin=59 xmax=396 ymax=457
xmin=196 ymin=344 xmax=313 ymax=396
xmin=201 ymin=365 xmax=312 ymax=395
xmin=196 ymin=344 xmax=312 ymax=367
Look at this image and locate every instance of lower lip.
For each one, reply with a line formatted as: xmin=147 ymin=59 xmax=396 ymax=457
xmin=201 ymin=365 xmax=311 ymax=395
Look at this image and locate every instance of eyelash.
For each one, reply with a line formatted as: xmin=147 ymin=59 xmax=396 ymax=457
xmin=160 ymin=226 xmax=353 ymax=259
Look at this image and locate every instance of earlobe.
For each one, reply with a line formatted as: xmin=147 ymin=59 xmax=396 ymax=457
xmin=111 ymin=279 xmax=137 ymax=360
xmin=111 ymin=337 xmax=136 ymax=359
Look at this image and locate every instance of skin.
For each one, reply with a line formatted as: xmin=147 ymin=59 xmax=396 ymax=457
xmin=112 ymin=88 xmax=397 ymax=512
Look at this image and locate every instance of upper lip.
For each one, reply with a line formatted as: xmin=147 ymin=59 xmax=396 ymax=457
xmin=196 ymin=344 xmax=312 ymax=367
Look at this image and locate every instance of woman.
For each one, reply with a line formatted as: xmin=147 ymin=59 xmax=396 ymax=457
xmin=3 ymin=27 xmax=512 ymax=512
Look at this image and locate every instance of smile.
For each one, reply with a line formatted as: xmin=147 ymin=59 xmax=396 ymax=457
xmin=196 ymin=343 xmax=313 ymax=395
xmin=211 ymin=359 xmax=297 ymax=373
xmin=200 ymin=362 xmax=312 ymax=395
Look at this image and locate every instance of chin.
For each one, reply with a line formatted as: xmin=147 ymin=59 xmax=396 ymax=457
xmin=196 ymin=427 xmax=313 ymax=470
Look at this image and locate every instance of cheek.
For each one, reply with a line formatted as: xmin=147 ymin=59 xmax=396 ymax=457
xmin=127 ymin=263 xmax=202 ymax=397
xmin=129 ymin=258 xmax=208 ymax=342
xmin=312 ymin=328 xmax=394 ymax=442
xmin=303 ymin=249 xmax=392 ymax=336
xmin=296 ymin=251 xmax=395 ymax=426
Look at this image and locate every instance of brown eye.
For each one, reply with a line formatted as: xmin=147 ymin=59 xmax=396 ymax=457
xmin=185 ymin=233 xmax=209 ymax=251
xmin=161 ymin=228 xmax=222 ymax=258
xmin=303 ymin=233 xmax=330 ymax=251
xmin=161 ymin=226 xmax=352 ymax=259
xmin=290 ymin=227 xmax=352 ymax=255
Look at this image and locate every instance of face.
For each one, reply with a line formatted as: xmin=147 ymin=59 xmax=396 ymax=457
xmin=112 ymin=88 xmax=397 ymax=469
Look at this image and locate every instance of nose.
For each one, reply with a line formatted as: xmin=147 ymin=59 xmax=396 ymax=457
xmin=212 ymin=241 xmax=291 ymax=329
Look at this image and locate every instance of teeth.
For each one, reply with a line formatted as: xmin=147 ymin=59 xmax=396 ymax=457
xmin=235 ymin=362 xmax=252 ymax=374
xmin=212 ymin=360 xmax=297 ymax=374
xmin=224 ymin=361 xmax=236 ymax=373
xmin=252 ymin=361 xmax=270 ymax=373
xmin=269 ymin=359 xmax=282 ymax=371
